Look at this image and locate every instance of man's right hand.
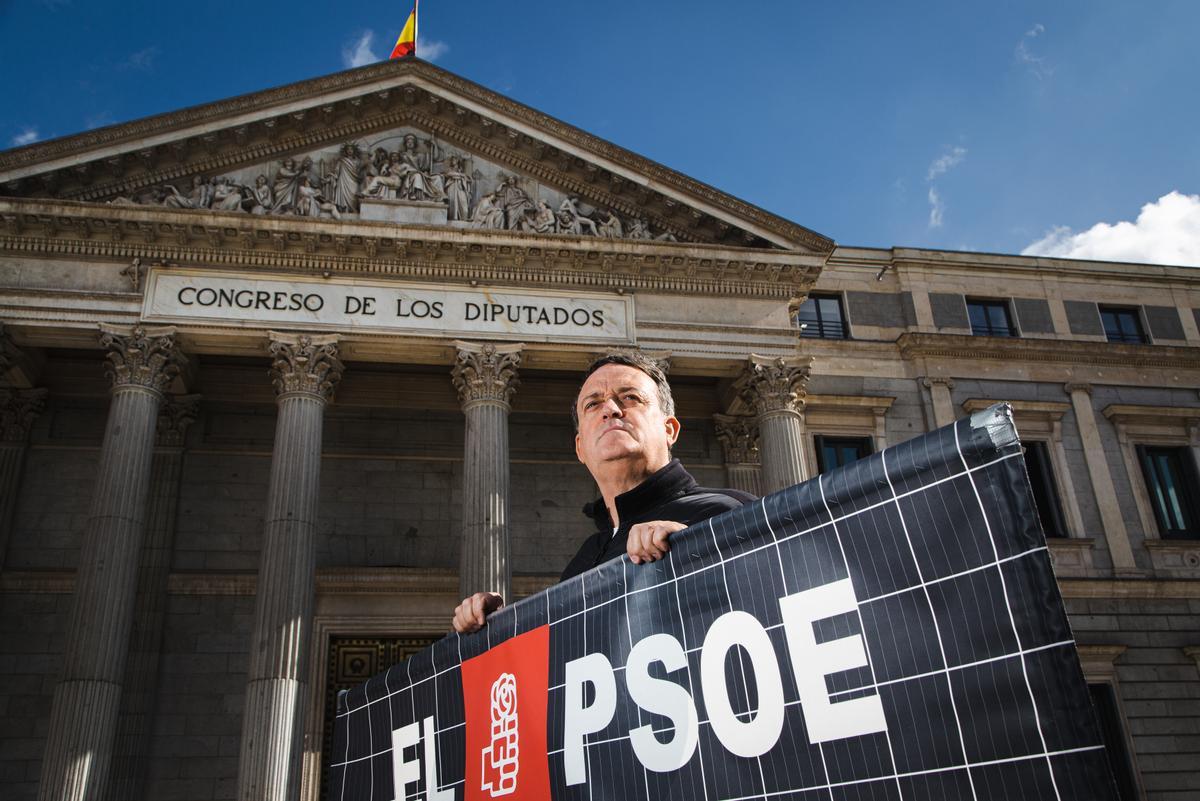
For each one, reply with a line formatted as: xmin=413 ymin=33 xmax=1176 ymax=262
xmin=452 ymin=592 xmax=504 ymax=634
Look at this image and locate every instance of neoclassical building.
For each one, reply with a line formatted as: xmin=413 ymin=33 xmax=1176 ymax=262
xmin=0 ymin=58 xmax=1196 ymax=801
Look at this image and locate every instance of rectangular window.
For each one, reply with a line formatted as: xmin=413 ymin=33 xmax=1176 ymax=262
xmin=814 ymin=435 xmax=872 ymax=472
xmin=796 ymin=294 xmax=847 ymax=339
xmin=966 ymin=298 xmax=1017 ymax=337
xmin=1088 ymin=683 xmax=1141 ymax=801
xmin=1099 ymin=306 xmax=1147 ymax=344
xmin=1137 ymin=445 xmax=1200 ymax=539
xmin=1024 ymin=441 xmax=1068 ymax=537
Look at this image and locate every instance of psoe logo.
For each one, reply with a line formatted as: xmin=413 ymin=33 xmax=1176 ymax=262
xmin=481 ymin=673 xmax=519 ymax=797
xmin=462 ymin=624 xmax=550 ymax=801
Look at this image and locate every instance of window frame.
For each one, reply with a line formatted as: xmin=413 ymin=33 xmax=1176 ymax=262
xmin=966 ymin=297 xmax=1018 ymax=338
xmin=795 ymin=292 xmax=849 ymax=340
xmin=1098 ymin=305 xmax=1148 ymax=344
xmin=1023 ymin=440 xmax=1069 ymax=538
xmin=1135 ymin=444 xmax=1200 ymax=539
xmin=813 ymin=434 xmax=873 ymax=473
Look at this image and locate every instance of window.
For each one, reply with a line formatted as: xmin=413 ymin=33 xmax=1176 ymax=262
xmin=967 ymin=298 xmax=1016 ymax=337
xmin=1136 ymin=445 xmax=1200 ymax=538
xmin=796 ymin=294 xmax=847 ymax=339
xmin=1099 ymin=306 xmax=1147 ymax=344
xmin=1024 ymin=441 xmax=1068 ymax=538
xmin=815 ymin=435 xmax=871 ymax=472
xmin=1088 ymin=683 xmax=1141 ymax=801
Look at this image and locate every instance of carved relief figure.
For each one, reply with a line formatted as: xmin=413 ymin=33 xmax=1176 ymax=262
xmin=212 ymin=177 xmax=244 ymax=211
xmin=294 ymin=174 xmax=340 ymax=220
xmin=249 ymin=175 xmax=273 ymax=214
xmin=494 ymin=174 xmax=536 ymax=229
xmin=325 ymin=143 xmax=363 ymax=213
xmin=163 ymin=175 xmax=213 ymax=209
xmin=597 ymin=210 xmax=624 ymax=238
xmin=271 ymin=157 xmax=304 ymax=213
xmin=556 ymin=197 xmax=598 ymax=236
xmin=440 ymin=154 xmax=473 ymax=221
xmin=469 ymin=191 xmax=505 ymax=229
xmin=520 ymin=200 xmax=557 ymax=234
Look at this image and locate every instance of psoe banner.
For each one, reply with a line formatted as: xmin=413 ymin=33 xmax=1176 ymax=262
xmin=141 ymin=268 xmax=635 ymax=344
xmin=329 ymin=406 xmax=1118 ymax=801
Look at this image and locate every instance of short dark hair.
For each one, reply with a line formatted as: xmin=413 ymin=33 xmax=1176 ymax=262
xmin=571 ymin=353 xmax=675 ymax=430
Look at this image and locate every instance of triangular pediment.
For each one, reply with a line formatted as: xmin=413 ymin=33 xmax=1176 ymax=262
xmin=0 ymin=59 xmax=832 ymax=253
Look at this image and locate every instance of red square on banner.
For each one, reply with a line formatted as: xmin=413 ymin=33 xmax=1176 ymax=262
xmin=461 ymin=624 xmax=551 ymax=801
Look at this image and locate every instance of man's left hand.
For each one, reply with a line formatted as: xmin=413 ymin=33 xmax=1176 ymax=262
xmin=627 ymin=520 xmax=687 ymax=565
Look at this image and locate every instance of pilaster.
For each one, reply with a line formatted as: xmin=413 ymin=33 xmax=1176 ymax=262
xmin=922 ymin=376 xmax=957 ymax=429
xmin=237 ymin=332 xmax=341 ymax=801
xmin=713 ymin=413 xmax=762 ymax=496
xmin=736 ymin=354 xmax=812 ymax=494
xmin=1064 ymin=383 xmax=1139 ymax=575
xmin=452 ymin=341 xmax=522 ymax=600
xmin=0 ymin=387 xmax=48 ymax=568
xmin=39 ymin=325 xmax=182 ymax=801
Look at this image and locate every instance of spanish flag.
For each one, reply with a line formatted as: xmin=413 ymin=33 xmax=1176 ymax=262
xmin=390 ymin=1 xmax=418 ymax=59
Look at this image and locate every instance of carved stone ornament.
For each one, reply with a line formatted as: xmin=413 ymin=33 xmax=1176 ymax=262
xmin=737 ymin=354 xmax=812 ymax=417
xmin=922 ymin=376 xmax=956 ymax=390
xmin=451 ymin=341 xmax=522 ymax=408
xmin=156 ymin=394 xmax=201 ymax=448
xmin=1064 ymin=382 xmax=1093 ymax=396
xmin=99 ymin=324 xmax=184 ymax=394
xmin=0 ymin=387 xmax=48 ymax=443
xmin=268 ymin=332 xmax=343 ymax=400
xmin=713 ymin=413 xmax=760 ymax=465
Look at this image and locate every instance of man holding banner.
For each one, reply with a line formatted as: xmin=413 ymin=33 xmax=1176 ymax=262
xmin=452 ymin=353 xmax=753 ymax=633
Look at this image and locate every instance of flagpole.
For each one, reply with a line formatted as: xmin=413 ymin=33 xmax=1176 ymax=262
xmin=414 ymin=0 xmax=419 ymax=58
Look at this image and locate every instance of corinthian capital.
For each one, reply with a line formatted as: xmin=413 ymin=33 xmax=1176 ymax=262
xmin=452 ymin=341 xmax=522 ymax=409
xmin=737 ymin=354 xmax=812 ymax=417
xmin=99 ymin=324 xmax=184 ymax=394
xmin=713 ymin=413 xmax=760 ymax=465
xmin=268 ymin=332 xmax=343 ymax=401
xmin=0 ymin=387 xmax=48 ymax=443
xmin=156 ymin=394 xmax=201 ymax=448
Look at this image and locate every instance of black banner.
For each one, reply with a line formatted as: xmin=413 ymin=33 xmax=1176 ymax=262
xmin=330 ymin=405 xmax=1117 ymax=800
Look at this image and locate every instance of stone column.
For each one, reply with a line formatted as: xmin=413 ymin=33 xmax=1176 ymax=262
xmin=38 ymin=325 xmax=183 ymax=801
xmin=737 ymin=354 xmax=813 ymax=495
xmin=0 ymin=388 xmax=47 ymax=568
xmin=107 ymin=394 xmax=199 ymax=801
xmin=713 ymin=413 xmax=762 ymax=496
xmin=922 ymin=376 xmax=957 ymax=428
xmin=237 ymin=333 xmax=342 ymax=801
xmin=452 ymin=341 xmax=522 ymax=602
xmin=1065 ymin=383 xmax=1139 ymax=575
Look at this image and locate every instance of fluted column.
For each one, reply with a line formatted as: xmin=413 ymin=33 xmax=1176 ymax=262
xmin=1065 ymin=383 xmax=1138 ymax=575
xmin=106 ymin=395 xmax=199 ymax=801
xmin=0 ymin=387 xmax=48 ymax=568
xmin=922 ymin=376 xmax=957 ymax=428
xmin=38 ymin=324 xmax=183 ymax=801
xmin=237 ymin=333 xmax=342 ymax=801
xmin=452 ymin=340 xmax=522 ymax=601
xmin=737 ymin=354 xmax=812 ymax=494
xmin=713 ymin=413 xmax=762 ymax=496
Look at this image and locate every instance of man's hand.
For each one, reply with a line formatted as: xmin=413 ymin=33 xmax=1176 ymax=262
xmin=626 ymin=520 xmax=687 ymax=565
xmin=452 ymin=592 xmax=504 ymax=634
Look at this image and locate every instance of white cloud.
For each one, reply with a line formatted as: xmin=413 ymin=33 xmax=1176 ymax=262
xmin=419 ymin=39 xmax=449 ymax=62
xmin=11 ymin=128 xmax=39 ymax=147
xmin=1015 ymin=23 xmax=1052 ymax=79
xmin=928 ymin=187 xmax=945 ymax=228
xmin=343 ymin=30 xmax=378 ymax=68
xmin=925 ymin=146 xmax=966 ymax=228
xmin=1022 ymin=191 xmax=1200 ymax=267
xmin=927 ymin=146 xmax=967 ymax=182
xmin=121 ymin=45 xmax=161 ymax=71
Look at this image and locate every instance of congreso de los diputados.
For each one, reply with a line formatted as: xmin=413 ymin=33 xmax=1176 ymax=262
xmin=0 ymin=58 xmax=1197 ymax=800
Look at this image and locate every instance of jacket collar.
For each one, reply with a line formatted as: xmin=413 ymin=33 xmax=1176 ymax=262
xmin=583 ymin=458 xmax=697 ymax=530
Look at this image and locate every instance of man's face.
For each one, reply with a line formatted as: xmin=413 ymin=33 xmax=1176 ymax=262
xmin=574 ymin=364 xmax=679 ymax=476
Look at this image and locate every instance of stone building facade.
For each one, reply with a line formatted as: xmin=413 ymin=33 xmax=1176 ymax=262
xmin=0 ymin=59 xmax=1197 ymax=800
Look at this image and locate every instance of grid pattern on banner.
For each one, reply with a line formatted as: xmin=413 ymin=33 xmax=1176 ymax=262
xmin=329 ymin=405 xmax=1118 ymax=801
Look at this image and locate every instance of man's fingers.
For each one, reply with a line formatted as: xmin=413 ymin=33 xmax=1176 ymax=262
xmin=627 ymin=521 xmax=688 ymax=564
xmin=451 ymin=592 xmax=504 ymax=633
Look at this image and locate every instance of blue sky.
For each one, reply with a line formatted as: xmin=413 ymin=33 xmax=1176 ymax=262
xmin=2 ymin=0 xmax=1198 ymax=262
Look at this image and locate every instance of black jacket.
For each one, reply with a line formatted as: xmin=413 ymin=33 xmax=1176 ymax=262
xmin=559 ymin=459 xmax=755 ymax=581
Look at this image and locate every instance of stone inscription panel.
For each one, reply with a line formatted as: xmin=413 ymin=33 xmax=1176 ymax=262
xmin=142 ymin=269 xmax=635 ymax=343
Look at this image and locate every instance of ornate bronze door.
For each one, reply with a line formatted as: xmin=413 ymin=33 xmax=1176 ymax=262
xmin=321 ymin=635 xmax=440 ymax=800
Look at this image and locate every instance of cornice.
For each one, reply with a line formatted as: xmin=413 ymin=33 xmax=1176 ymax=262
xmin=0 ymin=59 xmax=833 ymax=253
xmin=0 ymin=198 xmax=821 ymax=299
xmin=897 ymin=332 xmax=1200 ymax=370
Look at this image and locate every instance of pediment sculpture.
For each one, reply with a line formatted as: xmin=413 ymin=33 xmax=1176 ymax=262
xmin=111 ymin=133 xmax=677 ymax=242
